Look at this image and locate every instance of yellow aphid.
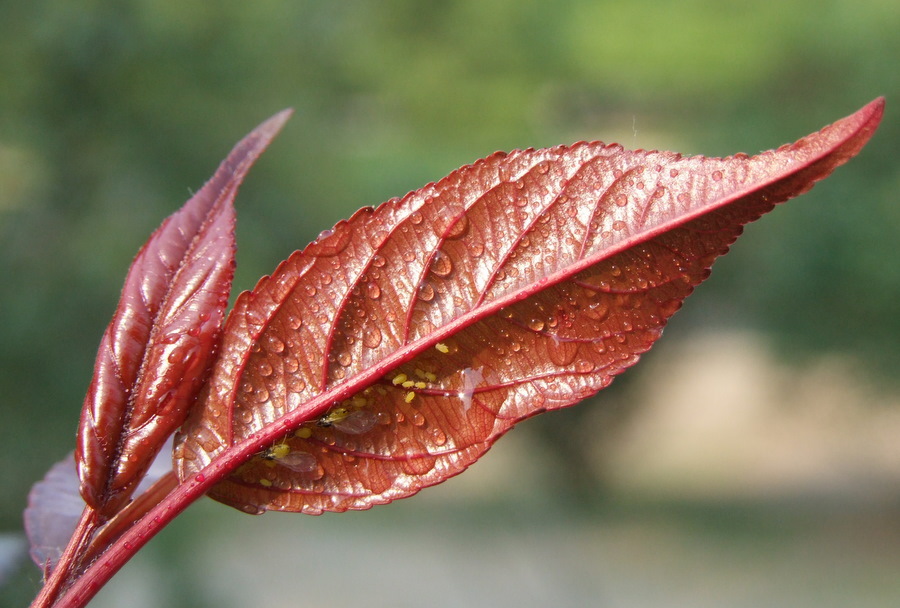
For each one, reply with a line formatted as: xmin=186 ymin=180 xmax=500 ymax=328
xmin=414 ymin=381 xmax=427 ymax=389
xmin=263 ymin=442 xmax=291 ymax=460
xmin=294 ymin=427 xmax=313 ymax=439
xmin=392 ymin=373 xmax=408 ymax=385
xmin=435 ymin=343 xmax=449 ymax=353
xmin=351 ymin=395 xmax=368 ymax=408
xmin=415 ymin=369 xmax=427 ymax=380
xmin=318 ymin=407 xmax=351 ymax=427
xmin=259 ymin=478 xmax=273 ymax=487
xmin=401 ymin=380 xmax=415 ymax=388
xmin=425 ymin=372 xmax=437 ymax=382
xmin=405 ymin=391 xmax=416 ymax=403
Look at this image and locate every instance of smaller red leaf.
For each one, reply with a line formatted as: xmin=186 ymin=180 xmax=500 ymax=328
xmin=75 ymin=110 xmax=292 ymax=516
xmin=23 ymin=454 xmax=83 ymax=572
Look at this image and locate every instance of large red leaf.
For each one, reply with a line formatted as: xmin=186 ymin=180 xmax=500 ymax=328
xmin=75 ymin=110 xmax=291 ymax=516
xmin=175 ymin=99 xmax=883 ymax=515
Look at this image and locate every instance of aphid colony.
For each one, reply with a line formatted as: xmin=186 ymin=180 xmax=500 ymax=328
xmin=253 ymin=350 xmax=452 ymax=486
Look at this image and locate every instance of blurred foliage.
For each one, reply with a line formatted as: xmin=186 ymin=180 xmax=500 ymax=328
xmin=0 ymin=0 xmax=897 ymax=600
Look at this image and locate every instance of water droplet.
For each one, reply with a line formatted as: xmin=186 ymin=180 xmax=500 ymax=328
xmin=268 ymin=337 xmax=285 ymax=353
xmin=258 ymin=361 xmax=273 ymax=377
xmin=711 ymin=170 xmax=723 ymax=182
xmin=468 ymin=241 xmax=484 ymax=258
xmin=446 ymin=215 xmax=469 ymax=239
xmin=363 ymin=327 xmax=382 ymax=348
xmin=254 ymin=388 xmax=270 ymax=403
xmin=410 ymin=211 xmax=424 ymax=225
xmin=585 ymin=300 xmax=610 ymax=321
xmin=321 ymin=273 xmax=333 ymax=285
xmin=410 ymin=410 xmax=426 ymax=427
xmin=669 ymin=168 xmax=679 ymax=177
xmin=431 ymin=251 xmax=453 ymax=277
xmin=372 ymin=254 xmax=387 ymax=268
xmin=676 ymin=193 xmax=689 ymax=203
xmin=417 ymin=282 xmax=435 ymax=302
xmin=337 ymin=352 xmax=352 ymax=367
xmin=575 ymin=360 xmax=595 ymax=373
xmin=612 ymin=221 xmax=626 ymax=231
xmin=240 ymin=409 xmax=254 ymax=423
xmin=366 ymin=282 xmax=381 ymax=299
xmin=194 ymin=473 xmax=206 ymax=483
xmin=402 ymin=251 xmax=416 ymax=263
xmin=305 ymin=285 xmax=317 ymax=297
xmin=547 ymin=339 xmax=578 ymax=366
xmin=527 ymin=318 xmax=545 ymax=332
xmin=431 ymin=428 xmax=447 ymax=446
xmin=316 ymin=225 xmax=351 ymax=256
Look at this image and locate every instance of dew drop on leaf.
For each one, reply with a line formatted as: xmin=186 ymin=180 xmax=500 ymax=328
xmin=316 ymin=225 xmax=351 ymax=256
xmin=417 ymin=282 xmax=435 ymax=302
xmin=363 ymin=327 xmax=383 ymax=349
xmin=527 ymin=318 xmax=545 ymax=332
xmin=430 ymin=251 xmax=454 ymax=277
xmin=445 ymin=214 xmax=469 ymax=239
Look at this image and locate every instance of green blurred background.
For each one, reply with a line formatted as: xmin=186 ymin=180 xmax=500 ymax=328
xmin=2 ymin=0 xmax=898 ymax=606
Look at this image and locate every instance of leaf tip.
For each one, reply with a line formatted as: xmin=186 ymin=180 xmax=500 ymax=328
xmin=254 ymin=108 xmax=294 ymax=142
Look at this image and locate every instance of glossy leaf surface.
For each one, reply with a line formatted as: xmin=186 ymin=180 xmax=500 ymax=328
xmin=75 ymin=110 xmax=291 ymax=516
xmin=176 ymin=99 xmax=883 ymax=515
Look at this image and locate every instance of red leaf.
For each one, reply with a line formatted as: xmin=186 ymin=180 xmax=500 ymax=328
xmin=175 ymin=99 xmax=883 ymax=515
xmin=75 ymin=110 xmax=292 ymax=516
xmin=24 ymin=439 xmax=175 ymax=573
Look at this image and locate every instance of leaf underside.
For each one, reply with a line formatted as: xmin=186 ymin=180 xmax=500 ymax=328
xmin=175 ymin=99 xmax=883 ymax=515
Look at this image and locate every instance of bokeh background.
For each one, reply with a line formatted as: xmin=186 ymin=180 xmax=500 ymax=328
xmin=2 ymin=1 xmax=898 ymax=606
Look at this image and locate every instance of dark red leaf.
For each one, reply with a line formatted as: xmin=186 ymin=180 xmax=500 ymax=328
xmin=75 ymin=110 xmax=292 ymax=516
xmin=175 ymin=99 xmax=883 ymax=515
xmin=24 ymin=438 xmax=175 ymax=573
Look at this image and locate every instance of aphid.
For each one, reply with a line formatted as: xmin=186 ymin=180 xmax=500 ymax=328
xmin=261 ymin=441 xmax=319 ymax=474
xmin=317 ymin=407 xmax=351 ymax=427
xmin=262 ymin=442 xmax=291 ymax=461
xmin=392 ymin=373 xmax=408 ymax=386
xmin=317 ymin=407 xmax=378 ymax=435
xmin=271 ymin=450 xmax=319 ymax=474
xmin=329 ymin=409 xmax=378 ymax=435
xmin=435 ymin=343 xmax=449 ymax=353
xmin=405 ymin=391 xmax=416 ymax=403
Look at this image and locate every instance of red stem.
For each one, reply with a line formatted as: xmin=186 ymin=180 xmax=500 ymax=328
xmin=33 ymin=429 xmax=270 ymax=608
xmin=39 ymin=321 xmax=481 ymax=608
xmin=30 ymin=508 xmax=102 ymax=608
